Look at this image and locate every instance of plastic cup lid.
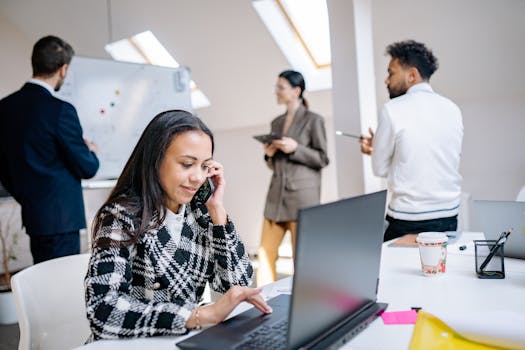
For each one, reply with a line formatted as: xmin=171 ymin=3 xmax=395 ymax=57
xmin=416 ymin=232 xmax=448 ymax=244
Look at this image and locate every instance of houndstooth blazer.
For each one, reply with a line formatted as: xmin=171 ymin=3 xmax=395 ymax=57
xmin=84 ymin=200 xmax=253 ymax=340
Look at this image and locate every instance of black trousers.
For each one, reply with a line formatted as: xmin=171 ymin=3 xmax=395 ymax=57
xmin=384 ymin=215 xmax=458 ymax=242
xmin=29 ymin=230 xmax=80 ymax=264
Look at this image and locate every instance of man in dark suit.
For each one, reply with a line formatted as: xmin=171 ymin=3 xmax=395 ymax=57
xmin=0 ymin=35 xmax=99 ymax=263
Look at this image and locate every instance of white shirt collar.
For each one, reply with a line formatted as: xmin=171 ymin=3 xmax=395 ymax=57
xmin=166 ymin=204 xmax=186 ymax=220
xmin=28 ymin=78 xmax=56 ymax=95
xmin=407 ymin=82 xmax=433 ymax=94
xmin=163 ymin=204 xmax=186 ymax=245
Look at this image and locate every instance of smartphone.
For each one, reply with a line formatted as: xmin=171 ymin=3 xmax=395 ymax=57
xmin=192 ymin=177 xmax=215 ymax=204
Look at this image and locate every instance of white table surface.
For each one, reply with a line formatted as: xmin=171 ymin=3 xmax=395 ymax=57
xmin=75 ymin=232 xmax=525 ymax=349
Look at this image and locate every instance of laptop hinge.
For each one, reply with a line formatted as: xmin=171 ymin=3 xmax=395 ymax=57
xmin=297 ymin=302 xmax=387 ymax=350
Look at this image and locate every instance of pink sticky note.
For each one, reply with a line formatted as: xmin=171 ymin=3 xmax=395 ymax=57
xmin=381 ymin=310 xmax=418 ymax=325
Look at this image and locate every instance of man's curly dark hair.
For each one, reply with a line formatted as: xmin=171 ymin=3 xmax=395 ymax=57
xmin=386 ymin=40 xmax=438 ymax=80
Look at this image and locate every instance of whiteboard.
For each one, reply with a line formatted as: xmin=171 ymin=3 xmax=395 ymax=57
xmin=57 ymin=56 xmax=192 ymax=179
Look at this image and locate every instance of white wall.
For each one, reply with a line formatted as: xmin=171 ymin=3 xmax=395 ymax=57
xmin=327 ymin=0 xmax=366 ymax=197
xmin=0 ymin=13 xmax=32 ymax=98
xmin=371 ymin=0 xmax=525 ymax=202
xmin=0 ymin=18 xmax=33 ymax=273
xmin=328 ymin=0 xmax=387 ymax=198
xmin=459 ymin=96 xmax=525 ymax=200
xmin=327 ymin=0 xmax=525 ymax=205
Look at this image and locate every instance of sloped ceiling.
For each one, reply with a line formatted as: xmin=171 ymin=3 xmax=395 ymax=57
xmin=1 ymin=0 xmax=524 ymax=130
xmin=0 ymin=0 xmax=290 ymax=131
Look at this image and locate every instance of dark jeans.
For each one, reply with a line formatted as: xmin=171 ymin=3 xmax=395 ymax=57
xmin=384 ymin=215 xmax=458 ymax=242
xmin=29 ymin=230 xmax=80 ymax=264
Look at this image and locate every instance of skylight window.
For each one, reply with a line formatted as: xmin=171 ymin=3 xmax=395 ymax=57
xmin=105 ymin=30 xmax=210 ymax=109
xmin=253 ymin=0 xmax=332 ymax=91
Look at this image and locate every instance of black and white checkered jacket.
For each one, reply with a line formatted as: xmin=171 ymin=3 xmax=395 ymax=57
xmin=84 ymin=201 xmax=253 ymax=340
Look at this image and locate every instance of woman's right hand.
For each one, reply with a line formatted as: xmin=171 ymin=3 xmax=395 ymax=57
xmin=187 ymin=286 xmax=272 ymax=328
xmin=264 ymin=143 xmax=277 ymax=158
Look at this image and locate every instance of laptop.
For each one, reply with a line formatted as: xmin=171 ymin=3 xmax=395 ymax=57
xmin=470 ymin=200 xmax=525 ymax=259
xmin=177 ymin=190 xmax=388 ymax=350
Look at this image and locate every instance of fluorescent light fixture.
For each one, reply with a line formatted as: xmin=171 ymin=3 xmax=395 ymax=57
xmin=104 ymin=38 xmax=145 ymax=63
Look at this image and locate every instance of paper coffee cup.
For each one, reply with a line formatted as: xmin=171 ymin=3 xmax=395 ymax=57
xmin=416 ymin=232 xmax=448 ymax=276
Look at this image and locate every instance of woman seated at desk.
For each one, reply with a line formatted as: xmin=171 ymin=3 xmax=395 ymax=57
xmin=84 ymin=110 xmax=271 ymax=340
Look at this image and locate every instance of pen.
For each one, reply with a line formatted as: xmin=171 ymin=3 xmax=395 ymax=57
xmin=479 ymin=230 xmax=511 ymax=271
xmin=335 ymin=130 xmax=361 ymax=139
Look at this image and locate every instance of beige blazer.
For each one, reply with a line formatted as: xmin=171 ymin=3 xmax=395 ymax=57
xmin=264 ymin=105 xmax=329 ymax=222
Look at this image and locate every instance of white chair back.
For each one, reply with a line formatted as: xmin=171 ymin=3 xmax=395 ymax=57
xmin=517 ymin=186 xmax=525 ymax=202
xmin=11 ymin=253 xmax=91 ymax=350
xmin=457 ymin=191 xmax=472 ymax=232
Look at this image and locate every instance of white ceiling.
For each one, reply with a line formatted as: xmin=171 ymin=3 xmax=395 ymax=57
xmin=1 ymin=0 xmax=524 ymax=131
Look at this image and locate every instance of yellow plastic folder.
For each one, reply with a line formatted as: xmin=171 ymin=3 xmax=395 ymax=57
xmin=409 ymin=311 xmax=507 ymax=349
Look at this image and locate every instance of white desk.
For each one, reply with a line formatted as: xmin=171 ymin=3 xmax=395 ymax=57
xmin=75 ymin=233 xmax=525 ymax=349
xmin=349 ymin=232 xmax=525 ymax=349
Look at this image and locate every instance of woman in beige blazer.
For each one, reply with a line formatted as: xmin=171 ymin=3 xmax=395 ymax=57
xmin=257 ymin=70 xmax=329 ymax=286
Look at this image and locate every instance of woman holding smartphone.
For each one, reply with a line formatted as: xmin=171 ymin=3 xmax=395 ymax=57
xmin=85 ymin=110 xmax=270 ymax=340
xmin=257 ymin=70 xmax=329 ymax=286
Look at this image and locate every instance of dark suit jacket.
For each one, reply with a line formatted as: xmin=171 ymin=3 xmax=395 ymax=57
xmin=0 ymin=82 xmax=99 ymax=236
xmin=264 ymin=104 xmax=329 ymax=222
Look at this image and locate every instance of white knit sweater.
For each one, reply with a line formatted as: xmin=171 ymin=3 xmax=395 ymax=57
xmin=372 ymin=82 xmax=463 ymax=221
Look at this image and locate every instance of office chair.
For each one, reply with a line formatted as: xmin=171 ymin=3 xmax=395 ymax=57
xmin=517 ymin=186 xmax=525 ymax=202
xmin=11 ymin=254 xmax=91 ymax=350
xmin=457 ymin=191 xmax=472 ymax=231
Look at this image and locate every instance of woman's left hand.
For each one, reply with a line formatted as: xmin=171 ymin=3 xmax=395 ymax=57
xmin=196 ymin=286 xmax=272 ymax=326
xmin=205 ymin=160 xmax=227 ymax=224
xmin=273 ymin=136 xmax=298 ymax=154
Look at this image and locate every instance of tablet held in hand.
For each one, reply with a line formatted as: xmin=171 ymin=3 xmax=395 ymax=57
xmin=253 ymin=132 xmax=282 ymax=144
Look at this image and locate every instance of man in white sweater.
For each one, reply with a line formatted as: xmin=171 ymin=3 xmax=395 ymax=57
xmin=360 ymin=40 xmax=463 ymax=241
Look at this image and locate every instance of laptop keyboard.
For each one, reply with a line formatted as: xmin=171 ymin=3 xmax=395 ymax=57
xmin=233 ymin=319 xmax=288 ymax=350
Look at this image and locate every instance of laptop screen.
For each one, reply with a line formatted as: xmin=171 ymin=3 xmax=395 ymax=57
xmin=470 ymin=200 xmax=525 ymax=259
xmin=176 ymin=190 xmax=387 ymax=350
xmin=287 ymin=190 xmax=387 ymax=349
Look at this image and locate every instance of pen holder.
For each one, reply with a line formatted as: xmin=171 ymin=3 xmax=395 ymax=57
xmin=474 ymin=240 xmax=505 ymax=279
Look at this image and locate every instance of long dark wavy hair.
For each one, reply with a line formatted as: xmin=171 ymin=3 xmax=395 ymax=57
xmin=92 ymin=110 xmax=214 ymax=247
